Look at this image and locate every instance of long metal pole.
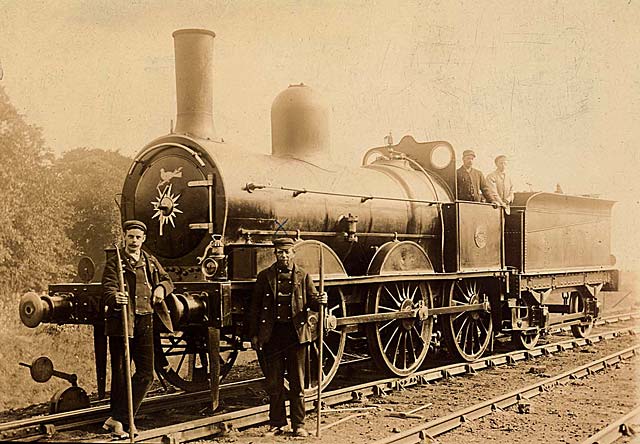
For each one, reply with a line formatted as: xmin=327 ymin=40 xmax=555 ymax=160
xmin=316 ymin=246 xmax=325 ymax=438
xmin=114 ymin=245 xmax=136 ymax=443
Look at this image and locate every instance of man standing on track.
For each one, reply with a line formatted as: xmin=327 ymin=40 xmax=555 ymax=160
xmin=101 ymin=220 xmax=174 ymax=438
xmin=247 ymin=238 xmax=326 ymax=438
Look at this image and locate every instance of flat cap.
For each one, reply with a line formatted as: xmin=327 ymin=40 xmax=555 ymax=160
xmin=462 ymin=149 xmax=476 ymax=158
xmin=123 ymin=219 xmax=147 ymax=233
xmin=273 ymin=238 xmax=295 ymax=249
xmin=494 ymin=154 xmax=507 ymax=163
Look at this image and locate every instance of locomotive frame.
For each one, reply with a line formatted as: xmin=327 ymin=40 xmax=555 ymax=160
xmin=18 ymin=28 xmax=618 ymax=411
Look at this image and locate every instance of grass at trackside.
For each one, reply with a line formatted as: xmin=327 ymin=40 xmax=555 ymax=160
xmin=0 ymin=291 xmax=98 ymax=412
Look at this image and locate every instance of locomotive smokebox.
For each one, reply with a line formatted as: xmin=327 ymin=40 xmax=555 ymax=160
xmin=173 ymin=29 xmax=216 ymax=140
xmin=271 ymin=83 xmax=331 ymax=160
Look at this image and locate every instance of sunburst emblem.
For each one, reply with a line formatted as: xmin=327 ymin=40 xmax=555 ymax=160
xmin=151 ymin=184 xmax=183 ymax=236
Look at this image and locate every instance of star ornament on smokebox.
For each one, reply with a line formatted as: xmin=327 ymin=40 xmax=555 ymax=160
xmin=151 ymin=183 xmax=183 ymax=236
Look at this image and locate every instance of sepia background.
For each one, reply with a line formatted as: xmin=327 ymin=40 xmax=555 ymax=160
xmin=1 ymin=0 xmax=637 ymax=268
xmin=0 ymin=0 xmax=638 ymax=408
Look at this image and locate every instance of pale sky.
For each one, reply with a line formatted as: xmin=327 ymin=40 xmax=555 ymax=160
xmin=1 ymin=0 xmax=638 ymax=269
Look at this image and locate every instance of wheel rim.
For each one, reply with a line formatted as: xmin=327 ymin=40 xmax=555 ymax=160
xmin=568 ymin=291 xmax=593 ymax=338
xmin=302 ymin=288 xmax=347 ymax=394
xmin=511 ymin=301 xmax=540 ymax=350
xmin=513 ymin=330 xmax=540 ymax=350
xmin=154 ymin=327 xmax=239 ymax=392
xmin=442 ymin=279 xmax=493 ymax=361
xmin=366 ymin=281 xmax=433 ymax=376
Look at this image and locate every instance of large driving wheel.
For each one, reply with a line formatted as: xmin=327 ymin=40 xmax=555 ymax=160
xmin=568 ymin=291 xmax=594 ymax=338
xmin=302 ymin=287 xmax=348 ymax=394
xmin=283 ymin=240 xmax=349 ymax=394
xmin=365 ymin=241 xmax=435 ymax=377
xmin=154 ymin=327 xmax=240 ymax=392
xmin=366 ymin=280 xmax=433 ymax=376
xmin=441 ymin=279 xmax=493 ymax=361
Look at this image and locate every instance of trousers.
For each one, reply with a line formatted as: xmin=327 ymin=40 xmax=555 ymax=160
xmin=262 ymin=322 xmax=306 ymax=428
xmin=108 ymin=313 xmax=154 ymax=426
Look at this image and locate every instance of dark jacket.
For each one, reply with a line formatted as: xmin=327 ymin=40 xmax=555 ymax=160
xmin=102 ymin=248 xmax=174 ymax=337
xmin=456 ymin=165 xmax=495 ymax=202
xmin=247 ymin=262 xmax=319 ymax=347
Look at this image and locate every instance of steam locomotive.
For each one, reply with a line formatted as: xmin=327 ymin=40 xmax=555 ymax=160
xmin=19 ymin=29 xmax=618 ymax=409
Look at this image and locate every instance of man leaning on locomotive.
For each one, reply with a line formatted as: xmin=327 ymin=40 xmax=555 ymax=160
xmin=456 ymin=149 xmax=512 ymax=209
xmin=246 ymin=238 xmax=327 ymax=438
xmin=101 ymin=220 xmax=174 ymax=438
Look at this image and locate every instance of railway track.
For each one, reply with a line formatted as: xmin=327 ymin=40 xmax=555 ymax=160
xmin=373 ymin=345 xmax=639 ymax=443
xmin=580 ymin=405 xmax=640 ymax=444
xmin=2 ymin=312 xmax=638 ymax=443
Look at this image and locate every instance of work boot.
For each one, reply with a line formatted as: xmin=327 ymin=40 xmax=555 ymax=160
xmin=103 ymin=417 xmax=128 ymax=438
xmin=264 ymin=425 xmax=287 ymax=436
xmin=293 ymin=426 xmax=309 ymax=437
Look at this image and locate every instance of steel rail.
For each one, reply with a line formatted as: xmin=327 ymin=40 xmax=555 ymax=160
xmin=580 ymin=405 xmax=640 ymax=444
xmin=110 ymin=326 xmax=640 ymax=444
xmin=374 ymin=345 xmax=640 ymax=444
xmin=3 ymin=313 xmax=637 ymax=442
xmin=0 ymin=377 xmax=263 ymax=441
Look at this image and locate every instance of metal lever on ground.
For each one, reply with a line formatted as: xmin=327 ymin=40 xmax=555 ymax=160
xmin=20 ymin=356 xmax=78 ymax=386
xmin=19 ymin=357 xmax=90 ymax=413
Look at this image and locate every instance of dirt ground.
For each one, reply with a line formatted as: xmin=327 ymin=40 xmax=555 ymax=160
xmin=218 ymin=329 xmax=639 ymax=444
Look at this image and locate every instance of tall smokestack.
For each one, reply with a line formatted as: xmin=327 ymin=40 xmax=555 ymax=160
xmin=172 ymin=29 xmax=216 ymax=140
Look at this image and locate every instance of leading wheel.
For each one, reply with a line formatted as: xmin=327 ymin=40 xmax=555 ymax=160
xmin=154 ymin=327 xmax=239 ymax=392
xmin=441 ymin=279 xmax=493 ymax=361
xmin=568 ymin=291 xmax=594 ymax=338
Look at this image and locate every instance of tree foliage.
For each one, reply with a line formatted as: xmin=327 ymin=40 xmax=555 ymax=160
xmin=53 ymin=148 xmax=131 ymax=273
xmin=0 ymin=86 xmax=132 ymax=293
xmin=0 ymin=85 xmax=74 ymax=291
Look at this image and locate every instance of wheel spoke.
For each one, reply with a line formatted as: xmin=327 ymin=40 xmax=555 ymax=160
xmin=407 ymin=330 xmax=417 ymax=364
xmin=453 ymin=311 xmax=465 ymax=321
xmin=466 ymin=320 xmax=475 ymax=354
xmin=395 ymin=283 xmax=404 ymax=301
xmin=460 ymin=320 xmax=469 ymax=354
xmin=175 ymin=351 xmax=187 ymax=374
xmin=384 ymin=286 xmax=403 ymax=307
xmin=378 ymin=305 xmax=397 ymax=313
xmin=324 ymin=343 xmax=337 ymax=360
xmin=472 ymin=320 xmax=480 ymax=353
xmin=455 ymin=282 xmax=471 ymax=303
xmin=455 ymin=316 xmax=470 ymax=343
xmin=382 ymin=326 xmax=400 ymax=354
xmin=478 ymin=317 xmax=488 ymax=336
xmin=411 ymin=325 xmax=426 ymax=344
xmin=391 ymin=331 xmax=402 ymax=367
xmin=379 ymin=318 xmax=396 ymax=332
xmin=409 ymin=285 xmax=419 ymax=304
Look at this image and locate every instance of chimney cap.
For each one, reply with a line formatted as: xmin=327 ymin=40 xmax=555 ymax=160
xmin=172 ymin=28 xmax=216 ymax=38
